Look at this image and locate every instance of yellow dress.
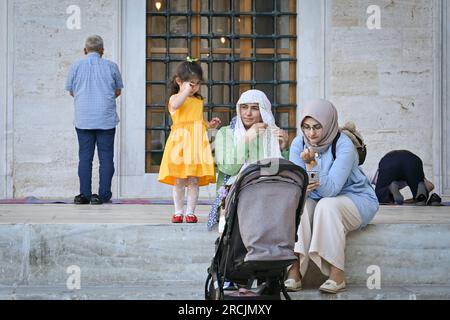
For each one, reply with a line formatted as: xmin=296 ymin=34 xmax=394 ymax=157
xmin=158 ymin=96 xmax=216 ymax=186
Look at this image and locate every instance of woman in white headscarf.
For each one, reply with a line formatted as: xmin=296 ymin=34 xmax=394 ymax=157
xmin=233 ymin=89 xmax=283 ymax=162
xmin=286 ymin=99 xmax=379 ymax=294
xmin=207 ymin=89 xmax=289 ymax=232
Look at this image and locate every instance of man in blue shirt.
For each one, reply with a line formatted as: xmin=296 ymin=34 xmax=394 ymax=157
xmin=66 ymin=35 xmax=123 ymax=205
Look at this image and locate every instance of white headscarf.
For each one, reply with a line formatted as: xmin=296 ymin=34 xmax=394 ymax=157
xmin=234 ymin=90 xmax=282 ymax=161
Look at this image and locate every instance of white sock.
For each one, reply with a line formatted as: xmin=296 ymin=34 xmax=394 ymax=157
xmin=173 ymin=179 xmax=187 ymax=215
xmin=186 ymin=177 xmax=199 ymax=216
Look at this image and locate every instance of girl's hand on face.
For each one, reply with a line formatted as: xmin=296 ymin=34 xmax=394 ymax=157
xmin=208 ymin=117 xmax=221 ymax=129
xmin=189 ymin=81 xmax=201 ymax=94
xmin=180 ymin=81 xmax=194 ymax=95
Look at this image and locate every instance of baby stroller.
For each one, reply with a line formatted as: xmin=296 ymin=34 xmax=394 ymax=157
xmin=205 ymin=158 xmax=308 ymax=300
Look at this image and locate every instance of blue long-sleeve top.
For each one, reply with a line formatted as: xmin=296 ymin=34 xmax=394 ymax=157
xmin=289 ymin=132 xmax=379 ymax=228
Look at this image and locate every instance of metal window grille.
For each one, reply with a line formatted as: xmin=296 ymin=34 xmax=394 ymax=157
xmin=146 ymin=0 xmax=297 ymax=173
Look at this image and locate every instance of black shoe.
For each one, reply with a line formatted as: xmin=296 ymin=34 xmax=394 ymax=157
xmin=74 ymin=194 xmax=90 ymax=205
xmin=91 ymin=194 xmax=103 ymax=205
xmin=427 ymin=193 xmax=442 ymax=206
xmin=415 ymin=194 xmax=428 ymax=206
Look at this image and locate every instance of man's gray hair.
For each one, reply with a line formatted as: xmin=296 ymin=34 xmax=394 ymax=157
xmin=85 ymin=35 xmax=104 ymax=53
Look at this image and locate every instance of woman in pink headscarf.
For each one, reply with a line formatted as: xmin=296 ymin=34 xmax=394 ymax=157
xmin=286 ymin=99 xmax=379 ymax=294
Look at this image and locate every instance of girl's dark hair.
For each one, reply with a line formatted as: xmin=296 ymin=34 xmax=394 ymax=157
xmin=169 ymin=61 xmax=204 ymax=100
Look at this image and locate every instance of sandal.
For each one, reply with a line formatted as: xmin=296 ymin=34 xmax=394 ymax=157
xmin=171 ymin=214 xmax=183 ymax=223
xmin=284 ymin=264 xmax=302 ymax=291
xmin=284 ymin=278 xmax=302 ymax=292
xmin=185 ymin=214 xmax=198 ymax=223
xmin=319 ymin=279 xmax=346 ymax=294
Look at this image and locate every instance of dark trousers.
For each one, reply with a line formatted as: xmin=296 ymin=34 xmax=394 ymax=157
xmin=375 ymin=150 xmax=425 ymax=203
xmin=76 ymin=128 xmax=116 ymax=202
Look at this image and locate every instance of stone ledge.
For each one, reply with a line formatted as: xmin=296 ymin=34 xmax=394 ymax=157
xmin=0 ymin=222 xmax=449 ymax=288
xmin=1 ymin=284 xmax=450 ymax=300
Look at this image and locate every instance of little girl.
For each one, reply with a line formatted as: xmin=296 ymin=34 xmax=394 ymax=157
xmin=158 ymin=58 xmax=221 ymax=223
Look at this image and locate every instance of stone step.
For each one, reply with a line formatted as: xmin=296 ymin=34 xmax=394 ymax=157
xmin=1 ymin=204 xmax=450 ymax=299
xmin=1 ymin=222 xmax=450 ymax=289
xmin=304 ymin=223 xmax=450 ymax=287
xmin=1 ymin=284 xmax=450 ymax=300
xmin=0 ymin=282 xmax=205 ymax=300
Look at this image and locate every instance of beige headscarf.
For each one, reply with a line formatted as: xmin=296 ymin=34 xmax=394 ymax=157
xmin=300 ymin=99 xmax=339 ymax=154
xmin=235 ymin=90 xmax=282 ymax=160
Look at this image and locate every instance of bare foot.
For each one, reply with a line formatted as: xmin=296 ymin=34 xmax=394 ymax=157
xmin=329 ymin=265 xmax=345 ymax=285
xmin=287 ymin=260 xmax=302 ymax=282
xmin=229 ymin=288 xmax=258 ymax=297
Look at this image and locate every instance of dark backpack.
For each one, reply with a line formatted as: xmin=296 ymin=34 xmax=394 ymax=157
xmin=302 ymin=122 xmax=367 ymax=166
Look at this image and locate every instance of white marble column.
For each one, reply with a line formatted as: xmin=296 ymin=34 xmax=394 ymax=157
xmin=111 ymin=0 xmax=123 ymax=200
xmin=297 ymin=0 xmax=327 ymax=127
xmin=434 ymin=0 xmax=448 ymax=196
xmin=119 ymin=0 xmax=148 ymax=197
xmin=0 ymin=0 xmax=13 ymax=199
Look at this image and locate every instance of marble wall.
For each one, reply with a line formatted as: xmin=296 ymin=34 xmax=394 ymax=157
xmin=326 ymin=0 xmax=436 ymax=179
xmin=1 ymin=0 xmax=120 ymax=198
xmin=0 ymin=0 xmax=442 ymax=198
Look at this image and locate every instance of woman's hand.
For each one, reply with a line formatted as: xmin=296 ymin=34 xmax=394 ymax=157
xmin=301 ymin=148 xmax=317 ymax=169
xmin=244 ymin=123 xmax=268 ymax=143
xmin=274 ymin=129 xmax=289 ymax=151
xmin=306 ymin=181 xmax=320 ymax=193
xmin=208 ymin=117 xmax=221 ymax=129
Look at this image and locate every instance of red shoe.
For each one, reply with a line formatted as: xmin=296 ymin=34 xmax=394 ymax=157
xmin=185 ymin=214 xmax=198 ymax=223
xmin=171 ymin=214 xmax=183 ymax=223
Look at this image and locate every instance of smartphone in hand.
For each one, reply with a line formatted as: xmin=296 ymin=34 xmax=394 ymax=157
xmin=307 ymin=171 xmax=320 ymax=184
